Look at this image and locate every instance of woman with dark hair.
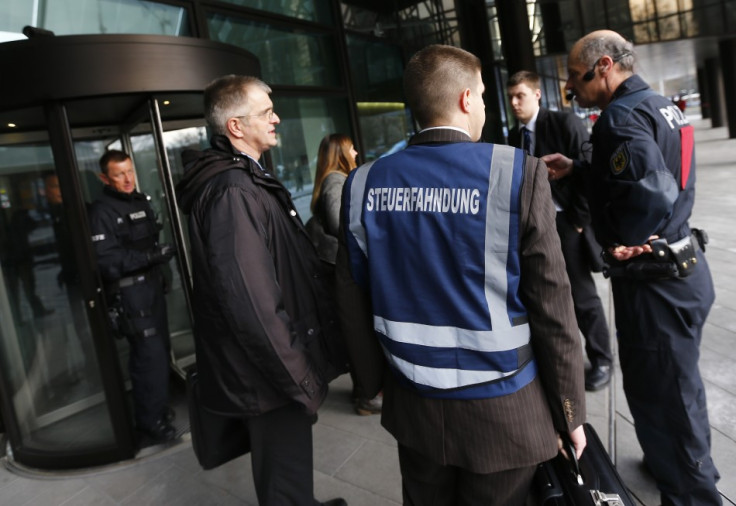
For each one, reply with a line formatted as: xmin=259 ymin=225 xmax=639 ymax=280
xmin=308 ymin=134 xmax=382 ymax=416
xmin=307 ymin=134 xmax=357 ymax=264
xmin=310 ymin=134 xmax=357 ymax=235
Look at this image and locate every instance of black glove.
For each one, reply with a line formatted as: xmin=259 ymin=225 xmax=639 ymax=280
xmin=147 ymin=243 xmax=176 ymax=265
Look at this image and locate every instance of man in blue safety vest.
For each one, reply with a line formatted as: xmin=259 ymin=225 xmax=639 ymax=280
xmin=336 ymin=44 xmax=587 ymax=505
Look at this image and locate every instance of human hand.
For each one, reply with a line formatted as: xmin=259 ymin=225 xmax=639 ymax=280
xmin=558 ymin=424 xmax=587 ymax=461
xmin=541 ymin=153 xmax=573 ymax=181
xmin=147 ymin=243 xmax=176 ymax=265
xmin=608 ymin=235 xmax=658 ymax=261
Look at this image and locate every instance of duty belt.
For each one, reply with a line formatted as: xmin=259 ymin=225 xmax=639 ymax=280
xmin=603 ymin=229 xmax=708 ymax=280
xmin=110 ymin=272 xmax=150 ymax=291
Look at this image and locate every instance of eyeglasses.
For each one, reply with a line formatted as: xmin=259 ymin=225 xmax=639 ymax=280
xmin=235 ymin=109 xmax=277 ymax=122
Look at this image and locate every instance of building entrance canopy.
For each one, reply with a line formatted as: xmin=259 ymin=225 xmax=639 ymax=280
xmin=0 ymin=33 xmax=258 ymax=471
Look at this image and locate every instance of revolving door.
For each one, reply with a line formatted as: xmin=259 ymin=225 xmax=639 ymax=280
xmin=0 ymin=34 xmax=259 ymax=470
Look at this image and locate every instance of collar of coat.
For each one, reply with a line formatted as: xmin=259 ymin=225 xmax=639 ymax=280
xmin=177 ymin=135 xmax=276 ymax=213
xmin=408 ymin=127 xmax=473 ymax=146
xmin=102 ymin=184 xmax=148 ymax=202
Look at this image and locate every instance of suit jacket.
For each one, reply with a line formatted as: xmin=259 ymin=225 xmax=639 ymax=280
xmin=509 ymin=107 xmax=591 ymax=227
xmin=510 ymin=107 xmax=602 ymax=270
xmin=335 ymin=128 xmax=586 ymax=474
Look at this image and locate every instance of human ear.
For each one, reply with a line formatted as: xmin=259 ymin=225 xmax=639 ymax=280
xmin=227 ymin=117 xmax=244 ymax=138
xmin=460 ymin=88 xmax=472 ymax=113
xmin=599 ymin=55 xmax=614 ymax=75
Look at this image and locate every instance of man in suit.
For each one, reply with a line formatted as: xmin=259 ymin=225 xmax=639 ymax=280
xmin=336 ymin=45 xmax=586 ymax=505
xmin=507 ymin=70 xmax=613 ymax=391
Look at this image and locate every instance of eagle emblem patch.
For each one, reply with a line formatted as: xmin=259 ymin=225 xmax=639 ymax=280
xmin=610 ymin=143 xmax=629 ymax=175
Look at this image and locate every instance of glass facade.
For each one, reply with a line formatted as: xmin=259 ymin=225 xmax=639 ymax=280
xmin=1 ymin=0 xmax=190 ymax=39
xmin=346 ymin=33 xmax=411 ymax=161
xmin=488 ymin=0 xmax=736 ymax=60
xmin=269 ymin=95 xmax=353 ymax=217
xmin=216 ymin=0 xmax=334 ymax=24
xmin=207 ymin=12 xmax=340 ymax=87
xmin=0 ymin=143 xmax=115 ymax=453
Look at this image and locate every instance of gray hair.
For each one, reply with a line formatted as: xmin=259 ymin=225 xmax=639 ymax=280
xmin=577 ymin=33 xmax=635 ymax=72
xmin=204 ymin=75 xmax=272 ymax=136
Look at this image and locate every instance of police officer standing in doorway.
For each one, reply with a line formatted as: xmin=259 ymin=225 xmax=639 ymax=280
xmin=544 ymin=30 xmax=721 ymax=505
xmin=89 ymin=150 xmax=177 ymax=443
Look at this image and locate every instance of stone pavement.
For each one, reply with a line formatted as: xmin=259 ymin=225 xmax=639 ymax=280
xmin=0 ymin=117 xmax=734 ymax=505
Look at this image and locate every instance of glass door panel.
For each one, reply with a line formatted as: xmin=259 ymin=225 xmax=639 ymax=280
xmin=71 ymin=103 xmax=199 ymax=380
xmin=0 ymin=143 xmax=115 ymax=452
xmin=129 ymin=128 xmax=195 ymax=374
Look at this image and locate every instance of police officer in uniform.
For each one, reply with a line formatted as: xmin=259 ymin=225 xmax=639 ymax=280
xmin=544 ymin=30 xmax=721 ymax=506
xmin=89 ymin=150 xmax=177 ymax=443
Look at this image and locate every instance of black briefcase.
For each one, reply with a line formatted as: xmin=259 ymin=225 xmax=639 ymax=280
xmin=532 ymin=423 xmax=635 ymax=505
xmin=186 ymin=368 xmax=251 ymax=470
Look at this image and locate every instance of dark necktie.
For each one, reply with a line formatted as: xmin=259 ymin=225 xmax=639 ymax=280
xmin=521 ymin=126 xmax=532 ymax=155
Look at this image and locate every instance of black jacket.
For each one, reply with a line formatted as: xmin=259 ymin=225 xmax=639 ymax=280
xmin=88 ymin=186 xmax=161 ymax=282
xmin=509 ymin=108 xmax=603 ymax=271
xmin=509 ymin=107 xmax=591 ymax=228
xmin=176 ymin=136 xmax=345 ymax=417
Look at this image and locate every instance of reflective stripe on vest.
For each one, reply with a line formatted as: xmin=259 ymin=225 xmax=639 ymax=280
xmin=345 ymin=142 xmax=535 ymax=399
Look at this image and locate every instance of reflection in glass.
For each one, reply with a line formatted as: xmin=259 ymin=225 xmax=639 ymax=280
xmin=216 ymin=0 xmax=332 ymax=24
xmin=130 ymin=130 xmax=195 ymax=371
xmin=162 ymin=125 xmax=209 ymax=261
xmin=267 ymin=96 xmax=352 ymax=219
xmin=0 ymin=144 xmax=114 ymax=451
xmin=345 ymin=34 xmax=411 ymax=163
xmin=207 ymin=12 xmax=339 ymax=87
xmin=28 ymin=0 xmax=190 ymax=37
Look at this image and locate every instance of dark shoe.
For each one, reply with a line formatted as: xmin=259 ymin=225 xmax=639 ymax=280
xmin=321 ymin=499 xmax=347 ymax=506
xmin=585 ymin=364 xmax=611 ymax=391
xmin=354 ymin=394 xmax=382 ymax=416
xmin=139 ymin=418 xmax=176 ymax=443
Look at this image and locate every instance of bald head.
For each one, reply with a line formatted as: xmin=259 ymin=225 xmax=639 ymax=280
xmin=570 ymin=30 xmax=635 ymax=72
xmin=566 ymin=30 xmax=635 ymax=109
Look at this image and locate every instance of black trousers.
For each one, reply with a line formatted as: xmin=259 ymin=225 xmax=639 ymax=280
xmin=248 ymin=403 xmax=319 ymax=506
xmin=613 ymin=251 xmax=721 ymax=506
xmin=556 ymin=213 xmax=612 ymax=367
xmin=398 ymin=444 xmax=537 ymax=506
xmin=123 ymin=278 xmax=170 ymax=430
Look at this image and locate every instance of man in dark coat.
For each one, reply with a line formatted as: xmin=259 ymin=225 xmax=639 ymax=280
xmin=175 ymin=75 xmax=345 ymax=506
xmin=507 ymin=70 xmax=613 ymax=391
